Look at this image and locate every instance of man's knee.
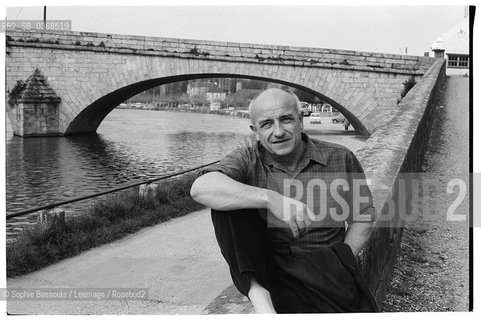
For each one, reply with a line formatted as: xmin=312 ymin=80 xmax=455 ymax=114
xmin=210 ymin=209 xmax=272 ymax=292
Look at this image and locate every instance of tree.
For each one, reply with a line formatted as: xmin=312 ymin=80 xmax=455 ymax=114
xmin=224 ymin=94 xmax=246 ymax=109
xmin=400 ymin=76 xmax=417 ymax=100
xmin=165 ymin=81 xmax=188 ymax=95
xmin=190 ymin=93 xmax=209 ymax=107
xmin=293 ymin=88 xmax=317 ymax=103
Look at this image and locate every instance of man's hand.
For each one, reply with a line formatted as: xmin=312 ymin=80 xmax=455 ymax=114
xmin=344 ymin=222 xmax=374 ymax=257
xmin=267 ymin=191 xmax=314 ymax=239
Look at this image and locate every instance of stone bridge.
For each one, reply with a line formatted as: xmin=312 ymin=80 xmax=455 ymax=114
xmin=6 ymin=30 xmax=437 ymax=136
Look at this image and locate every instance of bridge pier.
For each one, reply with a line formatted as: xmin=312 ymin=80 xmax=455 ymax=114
xmin=9 ymin=68 xmax=62 ymax=137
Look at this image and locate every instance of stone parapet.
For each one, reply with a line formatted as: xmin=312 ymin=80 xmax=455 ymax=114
xmin=355 ymin=59 xmax=446 ymax=307
xmin=6 ymin=30 xmax=434 ymax=76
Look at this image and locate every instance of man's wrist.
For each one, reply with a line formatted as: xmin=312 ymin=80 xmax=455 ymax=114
xmin=263 ymin=189 xmax=277 ymax=210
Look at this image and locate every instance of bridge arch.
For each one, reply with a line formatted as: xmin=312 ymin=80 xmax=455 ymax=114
xmin=65 ymin=73 xmax=369 ymax=136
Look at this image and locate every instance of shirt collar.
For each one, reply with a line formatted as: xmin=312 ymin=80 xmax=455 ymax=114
xmin=302 ymin=133 xmax=327 ymax=166
xmin=259 ymin=132 xmax=327 ymax=169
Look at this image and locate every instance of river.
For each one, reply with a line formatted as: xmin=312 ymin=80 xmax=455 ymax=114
xmin=6 ymin=109 xmax=366 ymax=235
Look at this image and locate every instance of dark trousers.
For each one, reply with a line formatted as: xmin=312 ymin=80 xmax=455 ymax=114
xmin=211 ymin=209 xmax=379 ymax=313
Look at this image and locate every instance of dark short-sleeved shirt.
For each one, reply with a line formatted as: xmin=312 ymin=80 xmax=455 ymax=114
xmin=199 ymin=133 xmax=375 ymax=255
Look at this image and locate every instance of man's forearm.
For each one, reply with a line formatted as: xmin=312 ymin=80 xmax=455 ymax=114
xmin=344 ymin=222 xmax=374 ymax=257
xmin=191 ymin=172 xmax=272 ymax=211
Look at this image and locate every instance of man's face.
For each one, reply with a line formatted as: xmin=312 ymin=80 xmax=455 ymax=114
xmin=250 ymin=92 xmax=304 ymax=159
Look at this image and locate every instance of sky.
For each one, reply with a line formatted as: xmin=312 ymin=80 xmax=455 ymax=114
xmin=4 ymin=3 xmax=468 ymax=56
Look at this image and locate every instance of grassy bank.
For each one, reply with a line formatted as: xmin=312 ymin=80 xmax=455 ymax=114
xmin=7 ymin=173 xmax=204 ymax=277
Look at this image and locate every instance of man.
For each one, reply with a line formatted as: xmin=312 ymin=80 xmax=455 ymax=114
xmin=344 ymin=118 xmax=351 ymax=131
xmin=191 ymin=88 xmax=377 ymax=313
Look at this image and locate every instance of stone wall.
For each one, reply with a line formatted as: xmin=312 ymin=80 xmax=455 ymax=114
xmin=355 ymin=59 xmax=446 ymax=307
xmin=6 ymin=30 xmax=437 ymax=136
xmin=15 ymin=102 xmax=60 ymax=136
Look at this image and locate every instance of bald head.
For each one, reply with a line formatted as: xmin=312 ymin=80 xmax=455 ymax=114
xmin=249 ymin=88 xmax=301 ymax=124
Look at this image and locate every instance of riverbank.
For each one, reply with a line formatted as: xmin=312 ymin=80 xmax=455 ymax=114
xmin=118 ymin=105 xmax=251 ymax=119
xmin=7 ymin=173 xmax=203 ymax=277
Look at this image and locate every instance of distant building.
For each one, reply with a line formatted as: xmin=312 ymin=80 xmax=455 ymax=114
xmin=430 ymin=15 xmax=469 ymax=76
xmin=230 ymin=89 xmax=263 ymax=109
xmin=206 ymin=86 xmax=227 ymax=103
xmin=187 ymin=81 xmax=227 ymax=102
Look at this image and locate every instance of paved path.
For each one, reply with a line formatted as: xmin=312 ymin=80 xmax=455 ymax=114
xmin=304 ymin=121 xmax=367 ymax=153
xmin=7 ymin=208 xmax=232 ymax=315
